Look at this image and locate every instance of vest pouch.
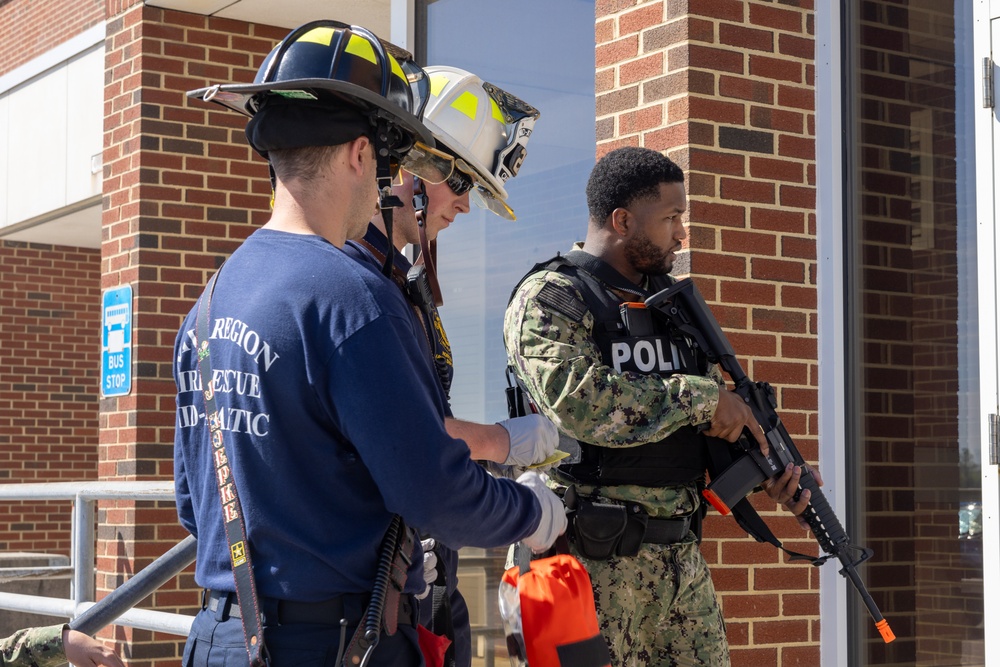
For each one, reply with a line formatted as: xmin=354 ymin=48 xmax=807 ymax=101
xmin=615 ymin=505 xmax=649 ymax=557
xmin=572 ymin=498 xmax=627 ymax=560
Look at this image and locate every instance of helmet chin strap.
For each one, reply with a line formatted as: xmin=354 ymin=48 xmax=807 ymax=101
xmin=411 ymin=178 xmax=443 ymax=307
xmin=374 ymin=117 xmax=404 ymax=277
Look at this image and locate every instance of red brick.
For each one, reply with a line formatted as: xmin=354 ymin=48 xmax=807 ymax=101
xmin=686 ymin=97 xmax=746 ymax=124
xmin=749 ymin=156 xmax=805 ymax=183
xmin=720 ymin=177 xmax=776 ymax=204
xmin=721 ymin=229 xmax=777 ymax=256
xmin=720 ymin=23 xmax=775 ymax=53
xmin=689 ymin=200 xmax=745 ymax=228
xmin=722 ymin=592 xmax=781 ymax=616
xmin=620 ymin=2 xmax=664 ymax=35
xmin=750 ymin=54 xmax=803 ymax=83
xmin=620 ymin=53 xmax=665 ymax=85
xmin=688 ymin=44 xmax=745 ymax=73
xmin=618 ymin=105 xmax=663 ymax=135
xmin=779 ymin=185 xmax=816 ymax=209
xmin=749 ymin=3 xmax=804 ymax=33
xmin=690 ymin=148 xmax=745 ymax=176
xmin=596 ymin=17 xmax=615 ymax=44
xmin=782 ymin=236 xmax=815 ymax=259
xmin=753 ymin=619 xmax=811 ymax=644
xmin=779 ymin=134 xmax=815 ymax=160
xmin=721 ymin=280 xmax=777 ymax=306
xmin=687 ymin=0 xmax=745 ymax=22
xmin=596 ymin=34 xmax=639 ymax=67
xmin=720 ymin=75 xmax=774 ymax=104
xmin=777 ymin=84 xmax=815 ymax=110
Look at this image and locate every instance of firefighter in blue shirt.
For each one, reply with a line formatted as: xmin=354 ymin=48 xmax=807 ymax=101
xmin=175 ymin=21 xmax=566 ymax=667
xmin=344 ymin=66 xmax=549 ymax=667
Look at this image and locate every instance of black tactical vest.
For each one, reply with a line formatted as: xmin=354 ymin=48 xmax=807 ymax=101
xmin=516 ymin=251 xmax=709 ymax=487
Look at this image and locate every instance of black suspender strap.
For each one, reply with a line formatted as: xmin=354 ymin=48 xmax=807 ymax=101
xmin=195 ymin=269 xmax=270 ymax=667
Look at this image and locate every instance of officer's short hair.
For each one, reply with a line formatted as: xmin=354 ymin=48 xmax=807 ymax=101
xmin=586 ymin=147 xmax=684 ymax=226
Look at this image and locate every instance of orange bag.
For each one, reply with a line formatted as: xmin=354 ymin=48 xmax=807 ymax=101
xmin=499 ymin=540 xmax=611 ymax=667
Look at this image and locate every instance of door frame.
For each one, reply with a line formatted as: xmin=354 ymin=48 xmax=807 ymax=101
xmin=975 ymin=1 xmax=1000 ymax=665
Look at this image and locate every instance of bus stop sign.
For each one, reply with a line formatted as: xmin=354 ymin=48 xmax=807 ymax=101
xmin=101 ymin=285 xmax=132 ymax=397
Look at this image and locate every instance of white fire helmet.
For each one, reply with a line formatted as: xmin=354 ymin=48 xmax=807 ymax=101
xmin=419 ymin=66 xmax=540 ymax=220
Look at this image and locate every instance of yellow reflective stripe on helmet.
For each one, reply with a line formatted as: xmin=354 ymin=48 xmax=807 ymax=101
xmin=491 ymin=99 xmax=505 ymax=124
xmin=389 ymin=56 xmax=406 ymax=85
xmin=429 ymin=74 xmax=448 ymax=97
xmin=345 ymin=34 xmax=377 ymax=64
xmin=451 ymin=90 xmax=479 ymax=120
xmin=299 ymin=27 xmax=335 ymax=46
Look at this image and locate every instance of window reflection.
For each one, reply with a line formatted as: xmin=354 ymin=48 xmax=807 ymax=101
xmin=848 ymin=1 xmax=982 ymax=664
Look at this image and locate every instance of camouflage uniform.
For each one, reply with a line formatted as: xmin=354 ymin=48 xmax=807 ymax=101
xmin=504 ymin=267 xmax=730 ymax=667
xmin=0 ymin=625 xmax=66 ymax=667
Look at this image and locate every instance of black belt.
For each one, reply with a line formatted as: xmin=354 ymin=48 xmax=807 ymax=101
xmin=642 ymin=515 xmax=693 ymax=545
xmin=203 ymin=589 xmax=417 ymax=627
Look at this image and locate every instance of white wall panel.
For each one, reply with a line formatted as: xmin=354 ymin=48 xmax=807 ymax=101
xmin=65 ymin=48 xmax=103 ymax=204
xmin=0 ymin=94 xmax=8 ymax=229
xmin=5 ymin=66 xmax=69 ymax=225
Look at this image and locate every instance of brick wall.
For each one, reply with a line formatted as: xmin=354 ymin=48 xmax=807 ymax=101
xmin=0 ymin=0 xmax=104 ymax=76
xmin=0 ymin=241 xmax=101 ymax=553
xmin=595 ymin=1 xmax=819 ymax=664
xmin=99 ymin=5 xmax=280 ymax=665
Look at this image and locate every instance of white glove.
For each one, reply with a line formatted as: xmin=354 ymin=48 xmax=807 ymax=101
xmin=415 ymin=538 xmax=438 ymax=600
xmin=498 ymin=414 xmax=559 ymax=468
xmin=516 ymin=471 xmax=568 ymax=553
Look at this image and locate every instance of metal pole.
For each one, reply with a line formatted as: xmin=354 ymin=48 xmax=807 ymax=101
xmin=70 ymin=535 xmax=197 ymax=636
xmin=72 ymin=496 xmax=96 ymax=608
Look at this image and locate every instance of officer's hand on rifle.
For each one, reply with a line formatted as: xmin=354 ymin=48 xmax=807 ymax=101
xmin=763 ymin=463 xmax=826 ymax=529
xmin=705 ymin=389 xmax=770 ymax=458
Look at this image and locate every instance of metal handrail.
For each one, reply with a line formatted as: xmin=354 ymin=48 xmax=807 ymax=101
xmin=0 ymin=481 xmax=195 ymax=636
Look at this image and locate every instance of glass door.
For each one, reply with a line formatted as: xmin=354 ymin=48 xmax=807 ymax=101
xmin=846 ymin=1 xmax=984 ymax=664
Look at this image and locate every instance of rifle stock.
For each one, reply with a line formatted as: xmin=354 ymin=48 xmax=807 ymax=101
xmin=645 ymin=278 xmax=895 ymax=644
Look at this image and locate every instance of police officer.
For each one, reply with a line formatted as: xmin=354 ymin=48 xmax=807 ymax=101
xmin=0 ymin=625 xmax=124 ymax=667
xmin=175 ymin=21 xmax=566 ymax=667
xmin=344 ymin=65 xmax=552 ymax=667
xmin=503 ymin=146 xmax=817 ymax=666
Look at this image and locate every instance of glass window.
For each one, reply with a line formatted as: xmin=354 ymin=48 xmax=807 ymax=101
xmin=845 ymin=1 xmax=981 ymax=664
xmin=420 ymin=1 xmax=595 ymax=664
xmin=423 ymin=0 xmax=596 ymax=424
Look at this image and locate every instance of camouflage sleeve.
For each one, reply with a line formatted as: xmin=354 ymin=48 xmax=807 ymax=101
xmin=503 ymin=270 xmax=720 ymax=448
xmin=0 ymin=624 xmax=67 ymax=667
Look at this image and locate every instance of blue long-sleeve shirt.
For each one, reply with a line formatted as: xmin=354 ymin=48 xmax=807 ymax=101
xmin=173 ymin=228 xmax=540 ymax=601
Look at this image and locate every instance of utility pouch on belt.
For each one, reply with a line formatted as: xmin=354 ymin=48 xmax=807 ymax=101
xmin=566 ymin=486 xmax=649 ymax=559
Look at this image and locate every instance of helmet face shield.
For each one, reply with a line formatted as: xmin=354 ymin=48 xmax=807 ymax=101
xmin=399 ymin=141 xmax=456 ymax=184
xmin=471 ymin=184 xmax=516 ymax=220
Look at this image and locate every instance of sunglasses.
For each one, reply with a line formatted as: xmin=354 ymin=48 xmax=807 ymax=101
xmin=446 ymin=168 xmax=474 ymax=195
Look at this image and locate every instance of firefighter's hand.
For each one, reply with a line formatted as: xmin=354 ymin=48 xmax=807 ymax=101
xmin=498 ymin=414 xmax=559 ymax=468
xmin=516 ymin=471 xmax=568 ymax=553
xmin=63 ymin=629 xmax=125 ymax=667
xmin=764 ymin=464 xmax=824 ymax=529
xmin=705 ymin=390 xmax=769 ymax=458
xmin=415 ymin=538 xmax=438 ymax=600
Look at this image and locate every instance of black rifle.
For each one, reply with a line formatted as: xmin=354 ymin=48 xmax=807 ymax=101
xmin=645 ymin=278 xmax=895 ymax=644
